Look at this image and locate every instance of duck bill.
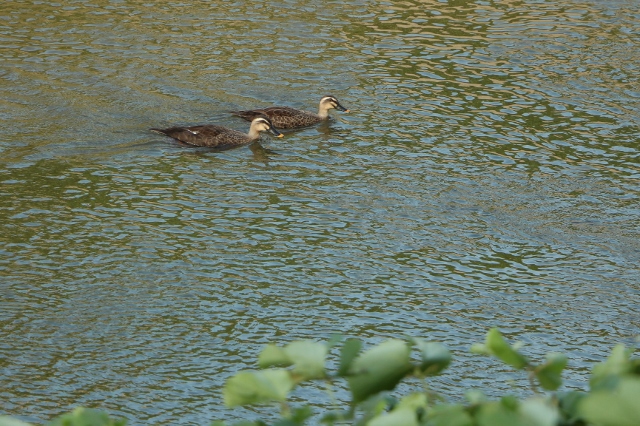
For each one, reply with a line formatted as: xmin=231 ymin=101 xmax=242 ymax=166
xmin=336 ymin=102 xmax=350 ymax=112
xmin=269 ymin=127 xmax=284 ymax=138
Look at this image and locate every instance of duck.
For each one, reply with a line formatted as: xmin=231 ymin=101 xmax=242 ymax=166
xmin=231 ymin=95 xmax=349 ymax=129
xmin=150 ymin=116 xmax=283 ymax=149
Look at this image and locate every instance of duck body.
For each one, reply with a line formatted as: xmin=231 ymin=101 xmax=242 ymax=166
xmin=151 ymin=116 xmax=282 ymax=149
xmin=232 ymin=95 xmax=349 ymax=129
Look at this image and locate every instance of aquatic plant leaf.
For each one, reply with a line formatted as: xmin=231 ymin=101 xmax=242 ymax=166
xmin=224 ymin=369 xmax=294 ymax=407
xmin=412 ymin=339 xmax=451 ymax=376
xmin=284 ymin=340 xmax=328 ymax=379
xmin=258 ymin=344 xmax=291 ymax=368
xmin=590 ymin=344 xmax=633 ymax=389
xmin=557 ymin=391 xmax=587 ymax=423
xmin=579 ymin=378 xmax=640 ymax=426
xmin=367 ymin=408 xmax=418 ymax=426
xmin=426 ymin=404 xmax=473 ymax=426
xmin=519 ymin=398 xmax=560 ymax=426
xmin=258 ymin=341 xmax=327 ymax=380
xmin=0 ymin=417 xmax=33 ymax=426
xmin=338 ymin=338 xmax=362 ymax=377
xmin=474 ymin=400 xmax=521 ymax=426
xmin=535 ymin=353 xmax=567 ymax=391
xmin=347 ymin=339 xmax=412 ymax=404
xmin=485 ymin=328 xmax=528 ymax=370
xmin=47 ymin=408 xmax=126 ymax=426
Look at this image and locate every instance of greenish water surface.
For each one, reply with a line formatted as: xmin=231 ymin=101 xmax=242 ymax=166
xmin=1 ymin=0 xmax=639 ymax=424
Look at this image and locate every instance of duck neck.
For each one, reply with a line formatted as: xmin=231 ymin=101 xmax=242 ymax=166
xmin=317 ymin=104 xmax=331 ymax=118
xmin=247 ymin=125 xmax=261 ymax=140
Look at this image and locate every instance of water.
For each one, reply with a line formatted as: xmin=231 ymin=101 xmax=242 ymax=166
xmin=1 ymin=0 xmax=639 ymax=424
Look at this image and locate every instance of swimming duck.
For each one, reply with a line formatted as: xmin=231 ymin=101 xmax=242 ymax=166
xmin=231 ymin=95 xmax=349 ymax=129
xmin=150 ymin=116 xmax=282 ymax=149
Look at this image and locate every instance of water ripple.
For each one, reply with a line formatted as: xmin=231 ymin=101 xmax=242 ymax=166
xmin=1 ymin=0 xmax=639 ymax=424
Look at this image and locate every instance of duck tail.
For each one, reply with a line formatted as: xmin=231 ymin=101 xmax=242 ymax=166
xmin=150 ymin=128 xmax=168 ymax=135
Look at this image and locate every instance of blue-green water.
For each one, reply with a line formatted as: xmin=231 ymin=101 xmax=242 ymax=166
xmin=1 ymin=0 xmax=639 ymax=423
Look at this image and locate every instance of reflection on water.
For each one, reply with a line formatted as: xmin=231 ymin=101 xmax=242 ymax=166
xmin=1 ymin=0 xmax=639 ymax=423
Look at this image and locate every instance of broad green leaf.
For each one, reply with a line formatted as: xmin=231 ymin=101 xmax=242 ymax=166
xmin=500 ymin=395 xmax=519 ymax=411
xmin=272 ymin=407 xmax=313 ymax=426
xmin=326 ymin=334 xmax=343 ymax=350
xmin=465 ymin=390 xmax=487 ymax=405
xmin=485 ymin=328 xmax=528 ymax=370
xmin=47 ymin=408 xmax=126 ymax=426
xmin=284 ymin=340 xmax=328 ymax=379
xmin=258 ymin=341 xmax=327 ymax=380
xmin=347 ymin=339 xmax=412 ymax=404
xmin=224 ymin=369 xmax=294 ymax=407
xmin=319 ymin=410 xmax=352 ymax=425
xmin=258 ymin=344 xmax=291 ymax=368
xmin=396 ymin=393 xmax=428 ymax=411
xmin=338 ymin=338 xmax=362 ymax=377
xmin=219 ymin=422 xmax=266 ymax=426
xmin=557 ymin=391 xmax=586 ymax=423
xmin=579 ymin=377 xmax=640 ymax=426
xmin=470 ymin=343 xmax=490 ymax=355
xmin=475 ymin=400 xmax=521 ymax=426
xmin=478 ymin=397 xmax=559 ymax=426
xmin=425 ymin=404 xmax=473 ymax=426
xmin=412 ymin=339 xmax=451 ymax=376
xmin=0 ymin=417 xmax=33 ymax=426
xmin=354 ymin=394 xmax=396 ymax=426
xmin=519 ymin=398 xmax=560 ymax=426
xmin=590 ymin=344 xmax=633 ymax=389
xmin=367 ymin=408 xmax=419 ymax=426
xmin=535 ymin=353 xmax=567 ymax=391
xmin=289 ymin=406 xmax=313 ymax=424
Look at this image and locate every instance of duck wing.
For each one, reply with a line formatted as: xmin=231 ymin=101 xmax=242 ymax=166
xmin=152 ymin=125 xmax=242 ymax=147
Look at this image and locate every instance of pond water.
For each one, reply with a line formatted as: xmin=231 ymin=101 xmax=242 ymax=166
xmin=1 ymin=0 xmax=639 ymax=424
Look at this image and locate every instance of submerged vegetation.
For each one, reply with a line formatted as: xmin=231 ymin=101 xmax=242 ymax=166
xmin=1 ymin=329 xmax=638 ymax=426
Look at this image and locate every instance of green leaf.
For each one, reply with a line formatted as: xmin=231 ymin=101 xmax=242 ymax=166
xmin=354 ymin=394 xmax=396 ymax=426
xmin=258 ymin=344 xmax=291 ymax=368
xmin=484 ymin=328 xmax=528 ymax=370
xmin=579 ymin=377 xmax=640 ymax=426
xmin=224 ymin=369 xmax=294 ymax=407
xmin=465 ymin=396 xmax=560 ymax=426
xmin=557 ymin=391 xmax=587 ymax=423
xmin=287 ymin=340 xmax=328 ymax=379
xmin=0 ymin=417 xmax=33 ymax=426
xmin=289 ymin=406 xmax=313 ymax=424
xmin=218 ymin=422 xmax=265 ymax=426
xmin=425 ymin=404 xmax=473 ymax=426
xmin=338 ymin=338 xmax=362 ymax=377
xmin=397 ymin=392 xmax=428 ymax=409
xmin=519 ymin=398 xmax=560 ymax=426
xmin=319 ymin=410 xmax=352 ymax=425
xmin=347 ymin=339 xmax=412 ymax=404
xmin=465 ymin=390 xmax=487 ymax=405
xmin=590 ymin=344 xmax=633 ymax=390
xmin=500 ymin=395 xmax=519 ymax=411
xmin=258 ymin=341 xmax=327 ymax=380
xmin=326 ymin=334 xmax=343 ymax=350
xmin=470 ymin=343 xmax=490 ymax=355
xmin=47 ymin=408 xmax=126 ymax=426
xmin=535 ymin=353 xmax=567 ymax=391
xmin=367 ymin=408 xmax=419 ymax=426
xmin=412 ymin=339 xmax=451 ymax=376
xmin=475 ymin=400 xmax=521 ymax=426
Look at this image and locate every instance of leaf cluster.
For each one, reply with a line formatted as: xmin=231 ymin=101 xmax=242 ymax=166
xmin=1 ymin=329 xmax=638 ymax=426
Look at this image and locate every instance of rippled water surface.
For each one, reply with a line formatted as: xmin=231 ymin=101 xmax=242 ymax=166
xmin=1 ymin=0 xmax=639 ymax=423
